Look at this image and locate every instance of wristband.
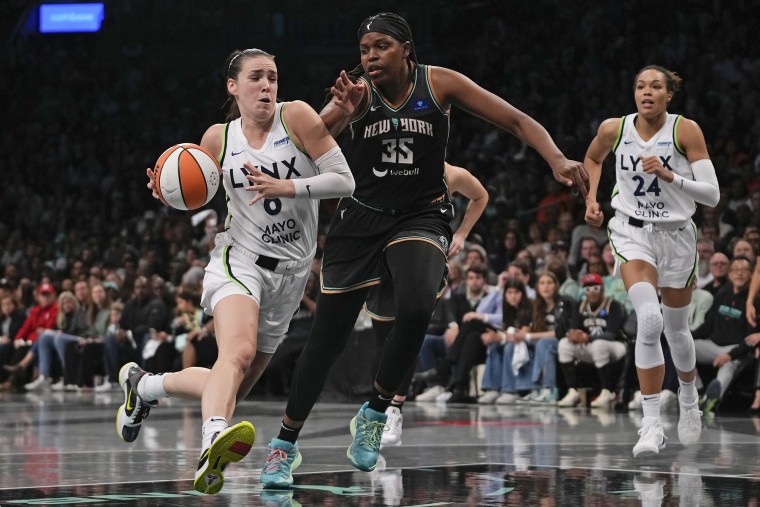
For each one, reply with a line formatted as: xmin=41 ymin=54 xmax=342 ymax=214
xmin=526 ymin=332 xmax=533 ymax=343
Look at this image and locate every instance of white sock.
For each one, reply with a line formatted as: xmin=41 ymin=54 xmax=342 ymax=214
xmin=136 ymin=373 xmax=169 ymax=402
xmin=642 ymin=393 xmax=661 ymax=420
xmin=678 ymin=378 xmax=698 ymax=405
xmin=202 ymin=416 xmax=229 ymax=451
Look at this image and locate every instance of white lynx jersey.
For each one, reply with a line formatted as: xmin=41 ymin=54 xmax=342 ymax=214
xmin=610 ymin=113 xmax=695 ymax=223
xmin=219 ymin=102 xmax=319 ymax=261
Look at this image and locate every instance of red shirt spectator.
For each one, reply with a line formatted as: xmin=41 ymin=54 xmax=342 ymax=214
xmin=14 ymin=284 xmax=58 ymax=344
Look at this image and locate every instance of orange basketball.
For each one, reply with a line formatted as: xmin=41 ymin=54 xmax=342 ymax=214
xmin=153 ymin=143 xmax=221 ymax=210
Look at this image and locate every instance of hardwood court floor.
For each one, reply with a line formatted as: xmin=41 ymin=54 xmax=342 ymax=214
xmin=0 ymin=391 xmax=758 ymax=505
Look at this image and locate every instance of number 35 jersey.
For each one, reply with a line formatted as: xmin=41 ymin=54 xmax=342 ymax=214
xmin=345 ymin=64 xmax=450 ymax=211
xmin=611 ymin=113 xmax=695 ymax=223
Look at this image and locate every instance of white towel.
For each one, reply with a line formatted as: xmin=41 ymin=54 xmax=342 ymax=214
xmin=512 ymin=341 xmax=530 ymax=376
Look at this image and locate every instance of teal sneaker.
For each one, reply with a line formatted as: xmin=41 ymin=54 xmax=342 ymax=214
xmin=260 ymin=489 xmax=302 ymax=507
xmin=261 ymin=438 xmax=302 ymax=489
xmin=531 ymin=387 xmax=558 ymax=405
xmin=347 ymin=402 xmax=388 ymax=472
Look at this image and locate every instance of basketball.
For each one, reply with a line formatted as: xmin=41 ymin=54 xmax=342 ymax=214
xmin=153 ymin=143 xmax=221 ymax=210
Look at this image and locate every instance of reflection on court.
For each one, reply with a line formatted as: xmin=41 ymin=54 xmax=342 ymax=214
xmin=0 ymin=394 xmax=758 ymax=505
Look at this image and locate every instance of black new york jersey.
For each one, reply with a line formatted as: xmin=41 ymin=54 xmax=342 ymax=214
xmin=346 ymin=64 xmax=450 ymax=211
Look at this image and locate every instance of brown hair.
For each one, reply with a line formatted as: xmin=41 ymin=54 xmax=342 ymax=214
xmin=223 ymin=48 xmax=276 ymax=121
xmin=633 ymin=65 xmax=682 ymax=96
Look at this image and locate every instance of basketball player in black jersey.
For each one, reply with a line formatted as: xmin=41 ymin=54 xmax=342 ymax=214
xmin=260 ymin=12 xmax=588 ymax=485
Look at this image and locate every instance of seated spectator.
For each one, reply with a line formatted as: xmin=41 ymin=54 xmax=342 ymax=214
xmin=516 ymin=271 xmax=574 ymax=405
xmin=569 ymin=225 xmax=607 ymax=271
xmin=16 ymin=291 xmax=88 ymax=390
xmin=101 ymin=275 xmax=168 ymax=390
xmin=3 ymin=283 xmax=58 ymax=387
xmin=183 ymin=317 xmax=217 ymax=370
xmin=142 ymin=288 xmax=202 ymax=374
xmin=693 ymin=256 xmax=760 ymax=413
xmin=414 ymin=265 xmax=497 ymax=402
xmin=695 ymin=239 xmax=716 ymax=289
xmin=506 ymin=260 xmax=536 ymax=299
xmin=0 ymin=295 xmax=26 ymax=389
xmin=557 ymin=274 xmax=626 ymax=408
xmin=478 ymin=277 xmax=534 ymax=404
xmin=489 ymin=230 xmax=523 ymax=274
xmin=704 ymin=252 xmax=730 ymax=295
xmin=544 ymin=257 xmax=579 ymax=304
xmin=61 ymin=282 xmax=112 ymax=389
xmin=732 ymin=238 xmax=755 ymax=264
xmin=574 ymin=237 xmax=601 ymax=279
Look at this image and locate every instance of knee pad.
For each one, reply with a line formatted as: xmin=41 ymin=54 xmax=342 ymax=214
xmin=634 ymin=302 xmax=664 ymax=369
xmin=662 ymin=305 xmax=696 ymax=372
xmin=636 ymin=302 xmax=663 ymax=345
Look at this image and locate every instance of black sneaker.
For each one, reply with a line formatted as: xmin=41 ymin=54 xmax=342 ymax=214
xmin=116 ymin=362 xmax=157 ymax=443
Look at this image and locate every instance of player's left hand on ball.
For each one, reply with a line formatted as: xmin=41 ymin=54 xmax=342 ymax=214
xmin=146 ymin=168 xmax=163 ymax=203
xmin=243 ymin=161 xmax=296 ymax=205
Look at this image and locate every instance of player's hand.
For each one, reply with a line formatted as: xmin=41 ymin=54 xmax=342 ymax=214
xmin=747 ymin=302 xmax=757 ymax=328
xmin=146 ymin=167 xmax=168 ymax=206
xmin=331 ymin=70 xmax=365 ymax=117
xmin=552 ymin=158 xmax=589 ymax=197
xmin=640 ymin=156 xmax=672 ymax=181
xmin=585 ymin=201 xmax=604 ymax=228
xmin=449 ymin=232 xmax=465 ymax=258
xmin=243 ymin=162 xmax=296 ymax=205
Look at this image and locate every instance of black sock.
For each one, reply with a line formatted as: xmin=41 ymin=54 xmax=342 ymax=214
xmin=367 ymin=385 xmax=394 ymax=414
xmin=389 ymin=399 xmax=404 ymax=413
xmin=277 ymin=420 xmax=301 ymax=444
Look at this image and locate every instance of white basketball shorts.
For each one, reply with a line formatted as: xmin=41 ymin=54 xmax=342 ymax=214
xmin=201 ymin=233 xmax=312 ymax=353
xmin=607 ymin=215 xmax=698 ymax=289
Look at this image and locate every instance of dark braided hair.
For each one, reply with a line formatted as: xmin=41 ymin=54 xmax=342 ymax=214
xmin=223 ymin=48 xmax=276 ymax=122
xmin=322 ymin=12 xmax=418 ymax=108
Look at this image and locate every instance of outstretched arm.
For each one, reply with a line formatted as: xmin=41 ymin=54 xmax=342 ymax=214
xmin=430 ymin=66 xmax=588 ymax=196
xmin=319 ymin=71 xmax=369 ymax=138
xmin=445 ymin=162 xmax=488 ymax=258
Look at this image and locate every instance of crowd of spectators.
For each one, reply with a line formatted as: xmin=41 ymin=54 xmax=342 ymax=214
xmin=1 ymin=1 xmax=760 ymax=408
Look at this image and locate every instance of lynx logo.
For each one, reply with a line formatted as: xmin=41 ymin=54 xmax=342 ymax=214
xmin=439 ymin=236 xmax=449 ymax=251
xmin=656 ymin=141 xmax=672 ymax=147
xmin=273 ymin=137 xmax=290 ymax=149
xmin=412 ymin=99 xmax=429 ymax=111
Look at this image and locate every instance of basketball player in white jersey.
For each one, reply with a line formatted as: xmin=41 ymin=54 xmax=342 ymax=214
xmin=116 ymin=48 xmax=354 ymax=495
xmin=584 ymin=65 xmax=719 ymax=457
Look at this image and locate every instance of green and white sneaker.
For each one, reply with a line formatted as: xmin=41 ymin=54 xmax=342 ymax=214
xmin=194 ymin=421 xmax=256 ymax=494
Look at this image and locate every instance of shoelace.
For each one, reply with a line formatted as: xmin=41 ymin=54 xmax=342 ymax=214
xmin=264 ymin=448 xmax=290 ymax=473
xmin=357 ymin=415 xmax=387 ymax=450
xmin=684 ymin=409 xmax=703 ymax=430
xmin=637 ymin=423 xmax=668 ymax=443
